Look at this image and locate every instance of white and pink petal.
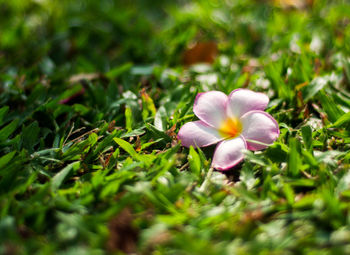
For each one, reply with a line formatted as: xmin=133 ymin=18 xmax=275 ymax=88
xmin=177 ymin=120 xmax=223 ymax=148
xmin=193 ymin=91 xmax=228 ymax=128
xmin=211 ymin=136 xmax=247 ymax=171
xmin=240 ymin=110 xmax=279 ymax=151
xmin=227 ymin=89 xmax=269 ymax=118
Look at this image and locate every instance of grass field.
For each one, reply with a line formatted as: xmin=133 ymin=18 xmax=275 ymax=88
xmin=1 ymin=0 xmax=350 ymax=254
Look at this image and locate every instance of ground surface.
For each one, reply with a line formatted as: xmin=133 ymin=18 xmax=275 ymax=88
xmin=1 ymin=0 xmax=350 ymax=254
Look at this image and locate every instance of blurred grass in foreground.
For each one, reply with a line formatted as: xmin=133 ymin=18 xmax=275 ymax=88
xmin=1 ymin=0 xmax=350 ymax=254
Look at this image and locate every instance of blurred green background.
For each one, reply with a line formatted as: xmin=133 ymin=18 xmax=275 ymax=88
xmin=2 ymin=0 xmax=349 ymax=69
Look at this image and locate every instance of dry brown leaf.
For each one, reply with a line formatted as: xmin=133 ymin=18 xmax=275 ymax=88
xmin=182 ymin=41 xmax=218 ymax=66
xmin=68 ymin=73 xmax=102 ymax=84
xmin=107 ymin=208 xmax=139 ymax=254
xmin=166 ymin=124 xmax=177 ymax=138
xmin=241 ymin=209 xmax=264 ymax=223
xmin=135 ymin=136 xmax=142 ymax=152
xmin=273 ymin=0 xmax=313 ymax=9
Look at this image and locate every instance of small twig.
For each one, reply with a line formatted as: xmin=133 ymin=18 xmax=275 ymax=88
xmin=63 ymin=126 xmax=87 ymax=147
xmin=179 ymin=162 xmax=189 ymax=171
xmin=71 ymin=126 xmax=86 ymax=136
xmin=301 ymin=170 xmax=316 ymax=179
xmin=70 ymin=128 xmax=100 ymax=144
xmin=62 ymin=123 xmax=75 ymax=147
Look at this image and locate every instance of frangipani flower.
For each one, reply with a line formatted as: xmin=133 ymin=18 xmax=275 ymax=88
xmin=178 ymin=89 xmax=279 ymax=170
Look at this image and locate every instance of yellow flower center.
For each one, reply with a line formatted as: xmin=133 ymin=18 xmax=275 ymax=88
xmin=218 ymin=117 xmax=242 ymax=138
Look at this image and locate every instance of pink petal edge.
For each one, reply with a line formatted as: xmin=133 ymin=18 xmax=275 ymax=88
xmin=226 ymin=88 xmax=269 ymax=118
xmin=193 ymin=91 xmax=228 ymax=128
xmin=177 ymin=120 xmax=223 ymax=148
xmin=211 ymin=136 xmax=247 ymax=171
xmin=240 ymin=110 xmax=279 ymax=151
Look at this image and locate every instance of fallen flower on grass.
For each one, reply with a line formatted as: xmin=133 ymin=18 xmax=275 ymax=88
xmin=178 ymin=89 xmax=279 ymax=170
